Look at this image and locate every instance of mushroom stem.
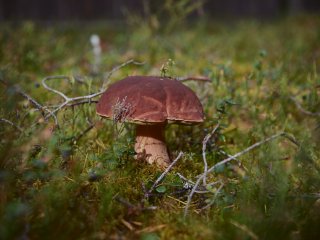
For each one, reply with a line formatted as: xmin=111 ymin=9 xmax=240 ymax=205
xmin=134 ymin=124 xmax=170 ymax=168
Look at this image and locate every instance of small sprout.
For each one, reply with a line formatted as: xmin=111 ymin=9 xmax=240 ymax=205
xmin=216 ymin=99 xmax=238 ymax=115
xmin=254 ymin=60 xmax=262 ymax=71
xmin=160 ymin=58 xmax=176 ymax=78
xmin=259 ymin=49 xmax=267 ymax=58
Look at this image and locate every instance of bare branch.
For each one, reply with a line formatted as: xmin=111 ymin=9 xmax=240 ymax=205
xmin=184 ymin=174 xmax=203 ymax=217
xmin=218 ymin=149 xmax=247 ymax=170
xmin=290 ymin=96 xmax=320 ymax=117
xmin=16 ymin=87 xmax=45 ymax=116
xmin=115 ymin=196 xmax=157 ymax=213
xmin=282 ymin=132 xmax=300 ymax=147
xmin=176 ymin=172 xmax=195 ymax=186
xmin=41 ymin=75 xmax=104 ymax=124
xmin=42 ymin=75 xmax=71 ymax=101
xmin=41 ymin=60 xmax=144 ymax=126
xmin=72 ymin=120 xmax=95 ymax=143
xmin=67 ymin=100 xmax=98 ymax=107
xmin=13 ymin=86 xmax=59 ymax=127
xmin=102 ymin=59 xmax=145 ymax=87
xmin=184 ymin=132 xmax=286 ymax=217
xmin=0 ymin=118 xmax=23 ymax=132
xmin=147 ymin=152 xmax=184 ymax=196
xmin=115 ymin=196 xmax=135 ymax=208
xmin=207 ymin=132 xmax=285 ymax=173
xmin=42 ymin=107 xmax=59 ymax=126
xmin=202 ymin=123 xmax=220 ymax=185
xmin=176 ymin=76 xmax=211 ymax=82
xmin=41 ymin=99 xmax=96 ymax=109
xmin=230 ymin=220 xmax=259 ymax=240
xmin=200 ymin=181 xmax=224 ymax=211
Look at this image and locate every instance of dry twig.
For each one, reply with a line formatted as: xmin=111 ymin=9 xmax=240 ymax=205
xmin=41 ymin=59 xmax=143 ymax=126
xmin=14 ymin=86 xmax=59 ymax=125
xmin=184 ymin=131 xmax=287 ymax=217
xmin=230 ymin=220 xmax=259 ymax=240
xmin=42 ymin=75 xmax=104 ymax=122
xmin=207 ymin=132 xmax=285 ymax=173
xmin=115 ymin=196 xmax=157 ymax=213
xmin=202 ymin=123 xmax=220 ymax=185
xmin=176 ymin=76 xmax=211 ymax=82
xmin=200 ymin=181 xmax=224 ymax=211
xmin=102 ymin=59 xmax=144 ymax=87
xmin=16 ymin=87 xmax=45 ymax=116
xmin=72 ymin=119 xmax=95 ymax=143
xmin=66 ymin=99 xmax=98 ymax=107
xmin=290 ymin=96 xmax=320 ymax=117
xmin=147 ymin=151 xmax=184 ymax=197
xmin=176 ymin=172 xmax=195 ymax=187
xmin=0 ymin=118 xmax=23 ymax=132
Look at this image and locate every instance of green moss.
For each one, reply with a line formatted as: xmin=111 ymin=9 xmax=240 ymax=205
xmin=1 ymin=15 xmax=320 ymax=239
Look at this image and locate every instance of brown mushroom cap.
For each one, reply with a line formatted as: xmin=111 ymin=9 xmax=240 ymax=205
xmin=96 ymin=76 xmax=204 ymax=124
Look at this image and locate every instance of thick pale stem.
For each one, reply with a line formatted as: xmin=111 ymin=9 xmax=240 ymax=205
xmin=134 ymin=124 xmax=170 ymax=168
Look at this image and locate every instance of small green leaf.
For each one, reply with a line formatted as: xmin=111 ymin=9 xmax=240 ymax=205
xmin=214 ymin=164 xmax=225 ymax=173
xmin=259 ymin=49 xmax=267 ymax=57
xmin=140 ymin=233 xmax=160 ymax=240
xmin=219 ymin=134 xmax=226 ymax=142
xmin=225 ymin=99 xmax=238 ymax=105
xmin=254 ymin=60 xmax=262 ymax=71
xmin=156 ymin=185 xmax=167 ymax=193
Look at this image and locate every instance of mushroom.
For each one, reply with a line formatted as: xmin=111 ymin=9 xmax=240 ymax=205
xmin=96 ymin=76 xmax=204 ymax=168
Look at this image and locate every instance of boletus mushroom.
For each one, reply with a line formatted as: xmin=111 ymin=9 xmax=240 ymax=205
xmin=96 ymin=76 xmax=204 ymax=168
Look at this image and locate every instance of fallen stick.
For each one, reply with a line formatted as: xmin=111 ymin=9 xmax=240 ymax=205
xmin=147 ymin=152 xmax=184 ymax=197
xmin=290 ymin=96 xmax=320 ymax=117
xmin=41 ymin=59 xmax=143 ymax=126
xmin=0 ymin=118 xmax=23 ymax=132
xmin=202 ymin=123 xmax=220 ymax=185
xmin=184 ymin=131 xmax=287 ymax=217
xmin=176 ymin=76 xmax=211 ymax=82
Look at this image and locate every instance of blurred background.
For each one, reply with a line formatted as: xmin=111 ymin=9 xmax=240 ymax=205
xmin=0 ymin=0 xmax=319 ymax=21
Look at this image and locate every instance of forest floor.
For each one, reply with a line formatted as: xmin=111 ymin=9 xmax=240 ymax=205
xmin=1 ymin=15 xmax=320 ymax=240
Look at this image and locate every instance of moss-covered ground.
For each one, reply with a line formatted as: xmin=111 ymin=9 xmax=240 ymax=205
xmin=1 ymin=15 xmax=320 ymax=239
